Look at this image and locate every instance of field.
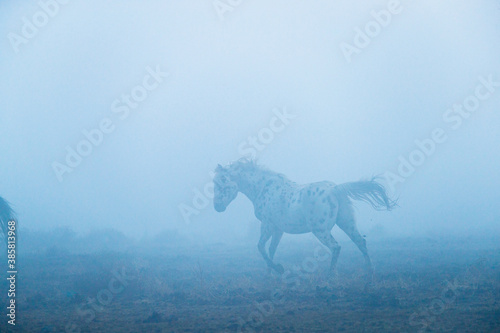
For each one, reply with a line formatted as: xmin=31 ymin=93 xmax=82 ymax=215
xmin=0 ymin=231 xmax=499 ymax=333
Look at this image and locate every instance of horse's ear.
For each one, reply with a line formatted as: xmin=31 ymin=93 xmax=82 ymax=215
xmin=216 ymin=164 xmax=224 ymax=172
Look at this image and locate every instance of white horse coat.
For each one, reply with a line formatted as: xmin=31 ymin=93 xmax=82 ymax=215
xmin=213 ymin=159 xmax=396 ymax=278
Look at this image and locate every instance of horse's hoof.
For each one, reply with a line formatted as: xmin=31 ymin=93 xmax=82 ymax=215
xmin=365 ymin=269 xmax=374 ymax=284
xmin=329 ymin=269 xmax=339 ymax=279
xmin=274 ymin=264 xmax=284 ymax=274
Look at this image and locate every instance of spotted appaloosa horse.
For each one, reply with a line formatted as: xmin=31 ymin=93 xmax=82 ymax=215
xmin=0 ymin=196 xmax=15 ymax=241
xmin=213 ymin=159 xmax=397 ymax=280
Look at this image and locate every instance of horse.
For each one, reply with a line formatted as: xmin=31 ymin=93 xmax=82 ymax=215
xmin=213 ymin=159 xmax=397 ymax=280
xmin=0 ymin=196 xmax=15 ymax=241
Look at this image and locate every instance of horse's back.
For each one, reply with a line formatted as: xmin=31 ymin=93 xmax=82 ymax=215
xmin=265 ymin=181 xmax=340 ymax=234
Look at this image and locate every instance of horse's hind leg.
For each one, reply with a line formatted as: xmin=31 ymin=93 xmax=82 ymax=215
xmin=258 ymin=223 xmax=284 ymax=274
xmin=312 ymin=230 xmax=341 ymax=273
xmin=337 ymin=217 xmax=373 ymax=282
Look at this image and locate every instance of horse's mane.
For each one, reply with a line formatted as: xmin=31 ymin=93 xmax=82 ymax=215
xmin=228 ymin=158 xmax=289 ymax=182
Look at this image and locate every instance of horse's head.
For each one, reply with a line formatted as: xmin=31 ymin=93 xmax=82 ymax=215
xmin=213 ymin=164 xmax=239 ymax=213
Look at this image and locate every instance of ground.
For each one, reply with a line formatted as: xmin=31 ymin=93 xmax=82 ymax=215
xmin=0 ymin=235 xmax=499 ymax=333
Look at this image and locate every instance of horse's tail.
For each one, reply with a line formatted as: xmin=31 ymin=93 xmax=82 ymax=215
xmin=333 ymin=177 xmax=397 ymax=211
xmin=0 ymin=196 xmax=15 ymax=241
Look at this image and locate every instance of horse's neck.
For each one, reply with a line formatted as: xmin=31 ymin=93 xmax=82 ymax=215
xmin=234 ymin=168 xmax=275 ymax=203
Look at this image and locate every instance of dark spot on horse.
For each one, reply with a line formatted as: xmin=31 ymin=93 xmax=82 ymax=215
xmin=327 ymin=196 xmax=336 ymax=218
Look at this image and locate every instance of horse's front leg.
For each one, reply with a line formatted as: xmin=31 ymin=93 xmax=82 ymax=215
xmin=269 ymin=230 xmax=284 ymax=261
xmin=258 ymin=223 xmax=284 ymax=274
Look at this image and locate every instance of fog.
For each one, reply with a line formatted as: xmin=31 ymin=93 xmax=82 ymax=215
xmin=1 ymin=0 xmax=499 ymax=244
xmin=2 ymin=1 xmax=500 ymax=332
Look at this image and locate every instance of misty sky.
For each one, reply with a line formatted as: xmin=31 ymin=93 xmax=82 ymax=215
xmin=0 ymin=0 xmax=499 ymax=243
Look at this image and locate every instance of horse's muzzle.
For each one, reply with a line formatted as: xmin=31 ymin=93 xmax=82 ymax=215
xmin=214 ymin=204 xmax=226 ymax=213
